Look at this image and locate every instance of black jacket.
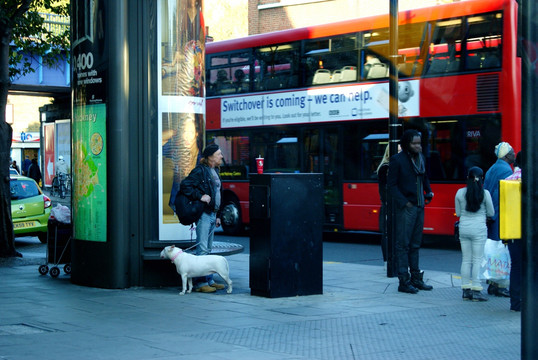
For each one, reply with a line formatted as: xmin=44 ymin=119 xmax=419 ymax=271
xmin=28 ymin=163 xmax=42 ymax=186
xmin=181 ymin=164 xmax=222 ymax=216
xmin=387 ymin=151 xmax=432 ymax=209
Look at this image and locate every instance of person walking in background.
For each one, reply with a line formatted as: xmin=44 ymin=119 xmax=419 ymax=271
xmin=27 ymin=158 xmax=42 ymax=187
xmin=21 ymin=155 xmax=31 ymax=176
xmin=484 ymin=142 xmax=515 ymax=297
xmin=387 ymin=129 xmax=434 ymax=294
xmin=455 ymin=167 xmax=494 ymax=301
xmin=10 ymin=160 xmax=20 ymax=174
xmin=56 ymin=155 xmax=68 ymax=176
xmin=504 ymin=151 xmax=523 ymax=312
xmin=181 ymin=144 xmax=226 ymax=293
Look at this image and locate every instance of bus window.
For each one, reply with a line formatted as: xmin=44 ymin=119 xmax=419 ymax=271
xmin=253 ymin=42 xmax=301 ymax=91
xmin=362 ymin=28 xmax=389 ymax=80
xmin=304 ymin=34 xmax=359 ymax=86
xmin=362 ymin=22 xmax=427 ymax=79
xmin=361 ymin=134 xmax=390 ymax=180
xmin=303 ymin=129 xmax=320 ymax=172
xmin=398 ymin=22 xmax=428 ymax=77
xmin=465 ymin=12 xmax=502 ymax=70
xmin=251 ymin=131 xmax=299 ymax=173
xmin=210 ymin=135 xmax=250 ymax=179
xmin=406 ymin=117 xmax=501 ymax=181
xmin=342 ymin=123 xmax=388 ymax=181
xmin=425 ymin=18 xmax=463 ymax=75
xmin=207 ymin=51 xmax=250 ymax=96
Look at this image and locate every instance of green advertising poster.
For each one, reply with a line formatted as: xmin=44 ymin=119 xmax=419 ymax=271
xmin=73 ymin=103 xmax=107 ymax=242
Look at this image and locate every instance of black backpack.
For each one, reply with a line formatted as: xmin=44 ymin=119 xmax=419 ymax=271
xmin=174 ymin=173 xmax=206 ymax=226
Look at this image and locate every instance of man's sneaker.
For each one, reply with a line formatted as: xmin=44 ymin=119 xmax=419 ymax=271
xmin=194 ymin=285 xmax=216 ymax=293
xmin=462 ymin=289 xmax=472 ymax=301
xmin=209 ymin=283 xmax=225 ymax=290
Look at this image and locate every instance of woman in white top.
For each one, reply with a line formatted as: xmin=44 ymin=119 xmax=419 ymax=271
xmin=455 ymin=166 xmax=494 ymax=301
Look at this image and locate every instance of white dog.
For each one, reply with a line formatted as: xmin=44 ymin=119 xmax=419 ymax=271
xmin=160 ymin=245 xmax=233 ymax=295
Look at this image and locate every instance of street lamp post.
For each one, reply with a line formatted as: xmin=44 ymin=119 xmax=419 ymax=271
xmin=387 ymin=0 xmax=400 ymax=278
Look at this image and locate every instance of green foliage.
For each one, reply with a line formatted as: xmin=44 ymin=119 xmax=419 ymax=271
xmin=26 ymin=121 xmax=41 ymax=132
xmin=1 ymin=0 xmax=70 ymax=80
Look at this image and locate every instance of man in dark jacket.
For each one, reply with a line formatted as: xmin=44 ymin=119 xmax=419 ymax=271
xmin=387 ymin=130 xmax=434 ymax=294
xmin=27 ymin=158 xmax=42 ymax=188
xmin=181 ymin=143 xmax=225 ymax=293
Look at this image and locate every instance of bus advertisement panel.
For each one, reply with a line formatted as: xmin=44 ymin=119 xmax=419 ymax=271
xmin=220 ymin=81 xmax=419 ymax=128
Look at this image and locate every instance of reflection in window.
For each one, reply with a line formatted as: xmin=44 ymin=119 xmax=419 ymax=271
xmin=160 ymin=0 xmax=204 ymax=97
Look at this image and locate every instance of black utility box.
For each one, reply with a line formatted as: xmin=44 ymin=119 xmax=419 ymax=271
xmin=249 ymin=173 xmax=323 ymax=298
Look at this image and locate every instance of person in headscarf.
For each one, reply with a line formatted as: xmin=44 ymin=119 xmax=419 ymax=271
xmin=387 ymin=130 xmax=434 ymax=294
xmin=483 ymin=141 xmax=515 ymax=298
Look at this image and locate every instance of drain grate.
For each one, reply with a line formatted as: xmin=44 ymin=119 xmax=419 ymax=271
xmin=0 ymin=324 xmax=51 ymax=336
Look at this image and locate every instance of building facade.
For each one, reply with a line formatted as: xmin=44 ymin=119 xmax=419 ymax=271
xmin=247 ymin=0 xmax=462 ymax=35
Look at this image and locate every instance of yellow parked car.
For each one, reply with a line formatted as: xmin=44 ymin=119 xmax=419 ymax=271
xmin=10 ymin=175 xmax=52 ymax=243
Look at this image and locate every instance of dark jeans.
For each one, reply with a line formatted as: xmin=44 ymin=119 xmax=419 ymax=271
xmin=507 ymin=240 xmax=522 ymax=311
xmin=395 ymin=205 xmax=424 ymax=276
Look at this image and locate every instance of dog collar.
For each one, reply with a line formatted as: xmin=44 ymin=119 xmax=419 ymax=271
xmin=170 ymin=249 xmax=182 ymax=262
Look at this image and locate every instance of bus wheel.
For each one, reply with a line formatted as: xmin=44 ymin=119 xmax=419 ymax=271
xmin=221 ymin=199 xmax=242 ymax=235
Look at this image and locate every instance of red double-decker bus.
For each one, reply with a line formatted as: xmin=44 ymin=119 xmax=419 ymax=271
xmin=205 ymin=0 xmax=520 ymax=237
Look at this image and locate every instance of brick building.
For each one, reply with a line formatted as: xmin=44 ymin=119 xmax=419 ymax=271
xmin=247 ymin=0 xmax=461 ymax=35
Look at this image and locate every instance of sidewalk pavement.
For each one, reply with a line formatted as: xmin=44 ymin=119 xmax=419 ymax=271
xmin=0 ymin=244 xmax=520 ymax=360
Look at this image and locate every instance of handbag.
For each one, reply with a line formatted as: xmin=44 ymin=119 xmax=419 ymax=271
xmin=174 ymin=184 xmax=205 ymax=226
xmin=480 ymin=238 xmax=511 ymax=281
xmin=454 ymin=221 xmax=459 ymax=242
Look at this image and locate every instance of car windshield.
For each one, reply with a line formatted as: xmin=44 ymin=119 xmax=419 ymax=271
xmin=10 ymin=179 xmax=40 ymax=200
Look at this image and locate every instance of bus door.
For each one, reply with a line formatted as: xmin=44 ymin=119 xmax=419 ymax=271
xmin=302 ymin=127 xmax=342 ymax=228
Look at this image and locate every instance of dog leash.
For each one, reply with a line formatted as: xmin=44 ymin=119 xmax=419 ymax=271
xmin=183 ymin=224 xmax=198 ymax=252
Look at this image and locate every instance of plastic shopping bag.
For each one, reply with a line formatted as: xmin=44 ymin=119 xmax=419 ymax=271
xmin=480 ymin=238 xmax=511 ymax=281
xmin=50 ymin=204 xmax=71 ymax=224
